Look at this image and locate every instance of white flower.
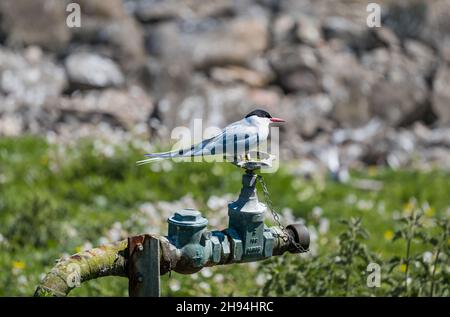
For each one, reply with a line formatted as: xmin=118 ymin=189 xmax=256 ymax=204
xmin=17 ymin=275 xmax=28 ymax=285
xmin=108 ymin=222 xmax=123 ymax=241
xmin=201 ymin=268 xmax=213 ymax=278
xmin=282 ymin=208 xmax=295 ymax=224
xmin=356 ymin=199 xmax=374 ymax=211
xmin=94 ymin=195 xmax=108 ymax=208
xmin=207 ymin=195 xmax=228 ymax=210
xmin=213 ymin=274 xmax=224 ymax=283
xmin=345 ymin=194 xmax=357 ymax=205
xmin=312 ymin=206 xmax=323 ymax=219
xmin=82 ymin=241 xmax=93 ymax=251
xmin=102 ymin=145 xmax=115 ymax=158
xmin=139 ymin=203 xmax=158 ymax=218
xmin=319 ymin=218 xmax=330 ymax=234
xmin=255 ymin=273 xmax=266 ymax=286
xmin=377 ymin=202 xmax=386 ymax=215
xmin=199 ymin=282 xmax=210 ymax=292
xmin=392 ymin=211 xmax=401 ymax=220
xmin=422 ymin=251 xmax=433 ymax=264
xmin=169 ymin=280 xmax=181 ymax=292
xmin=98 ymin=237 xmax=109 ymax=245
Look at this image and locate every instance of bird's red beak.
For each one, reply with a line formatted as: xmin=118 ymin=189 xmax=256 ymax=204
xmin=270 ymin=117 xmax=285 ymax=123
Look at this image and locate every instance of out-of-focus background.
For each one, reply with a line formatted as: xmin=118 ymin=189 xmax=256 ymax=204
xmin=0 ymin=0 xmax=449 ymax=296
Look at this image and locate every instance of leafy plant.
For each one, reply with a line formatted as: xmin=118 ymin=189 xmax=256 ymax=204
xmin=262 ymin=205 xmax=449 ymax=297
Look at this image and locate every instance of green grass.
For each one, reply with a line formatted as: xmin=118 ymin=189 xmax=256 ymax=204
xmin=0 ymin=136 xmax=448 ymax=296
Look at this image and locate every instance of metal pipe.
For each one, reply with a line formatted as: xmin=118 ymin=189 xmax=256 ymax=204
xmin=34 ymin=240 xmax=128 ymax=297
xmin=34 ymin=224 xmax=308 ymax=297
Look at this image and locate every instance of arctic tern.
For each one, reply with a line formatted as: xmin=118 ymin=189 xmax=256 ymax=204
xmin=136 ymin=109 xmax=285 ymax=165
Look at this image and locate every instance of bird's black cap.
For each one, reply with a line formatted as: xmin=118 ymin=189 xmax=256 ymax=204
xmin=245 ymin=109 xmax=272 ymax=118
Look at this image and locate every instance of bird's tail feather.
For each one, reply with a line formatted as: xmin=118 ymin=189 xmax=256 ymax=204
xmin=136 ymin=156 xmax=164 ymax=166
xmin=136 ymin=150 xmax=177 ymax=166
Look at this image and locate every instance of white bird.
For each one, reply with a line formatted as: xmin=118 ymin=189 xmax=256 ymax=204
xmin=136 ymin=109 xmax=285 ymax=165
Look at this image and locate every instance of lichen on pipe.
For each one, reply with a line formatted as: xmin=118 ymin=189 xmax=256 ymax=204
xmin=34 ymin=240 xmax=128 ymax=297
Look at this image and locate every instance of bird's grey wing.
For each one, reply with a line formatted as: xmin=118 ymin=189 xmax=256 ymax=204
xmin=196 ymin=122 xmax=259 ymax=156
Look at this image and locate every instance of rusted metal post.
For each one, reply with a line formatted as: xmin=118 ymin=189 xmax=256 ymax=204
xmin=128 ymin=235 xmax=161 ymax=297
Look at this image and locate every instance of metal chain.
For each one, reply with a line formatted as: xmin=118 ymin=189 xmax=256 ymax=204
xmin=256 ymin=175 xmax=309 ymax=253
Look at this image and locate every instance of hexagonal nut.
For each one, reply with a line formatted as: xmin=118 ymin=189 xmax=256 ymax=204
xmin=221 ymin=235 xmax=231 ymax=260
xmin=263 ymin=231 xmax=274 ymax=258
xmin=210 ymin=235 xmax=221 ymax=263
xmin=225 ymin=228 xmax=243 ymax=262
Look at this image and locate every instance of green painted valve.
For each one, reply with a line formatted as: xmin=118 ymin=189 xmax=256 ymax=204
xmin=166 ymin=170 xmax=309 ymax=274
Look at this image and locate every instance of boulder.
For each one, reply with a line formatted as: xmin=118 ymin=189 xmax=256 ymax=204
xmin=322 ymin=16 xmax=365 ymax=43
xmin=0 ymin=0 xmax=70 ymax=51
xmin=362 ymin=48 xmax=429 ymax=126
xmin=50 ymin=86 xmax=154 ymax=131
xmin=268 ymin=45 xmax=321 ymax=93
xmin=210 ymin=65 xmax=272 ymax=88
xmin=188 ymin=16 xmax=269 ymax=69
xmin=0 ymin=47 xmax=67 ymax=106
xmin=280 ymin=93 xmax=334 ymax=138
xmin=133 ymin=0 xmax=234 ymax=22
xmin=319 ymin=46 xmax=374 ymax=127
xmin=65 ymin=52 xmax=124 ymax=90
xmin=296 ymin=15 xmax=323 ymax=46
xmin=70 ymin=0 xmax=146 ymax=71
xmin=432 ymin=65 xmax=450 ymax=124
xmin=421 ymin=0 xmax=450 ymax=50
xmin=383 ymin=0 xmax=427 ymax=41
xmin=404 ymin=40 xmax=437 ymax=79
xmin=272 ymin=14 xmax=297 ymax=46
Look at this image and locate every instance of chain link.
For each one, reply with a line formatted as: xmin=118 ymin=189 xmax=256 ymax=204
xmin=256 ymin=175 xmax=309 ymax=253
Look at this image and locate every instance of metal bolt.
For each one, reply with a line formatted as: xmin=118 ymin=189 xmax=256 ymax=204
xmin=136 ymin=273 xmax=143 ymax=283
xmin=137 ymin=243 xmax=143 ymax=251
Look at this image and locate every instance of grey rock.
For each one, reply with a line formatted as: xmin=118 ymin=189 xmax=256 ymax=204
xmin=362 ymin=48 xmax=429 ymax=126
xmin=210 ymin=65 xmax=271 ymax=87
xmin=47 ymin=86 xmax=154 ymax=131
xmin=296 ymin=15 xmax=323 ymax=46
xmin=280 ymin=94 xmax=334 ymax=138
xmin=188 ymin=16 xmax=269 ymax=69
xmin=320 ymin=47 xmax=374 ymax=127
xmin=268 ymin=45 xmax=321 ymax=93
xmin=383 ymin=0 xmax=427 ymax=41
xmin=432 ymin=64 xmax=450 ymax=124
xmin=65 ymin=53 xmax=125 ymax=89
xmin=322 ymin=16 xmax=365 ymax=43
xmin=421 ymin=0 xmax=450 ymax=49
xmin=0 ymin=0 xmax=70 ymax=51
xmin=71 ymin=0 xmax=147 ymax=71
xmin=332 ymin=119 xmax=385 ymax=145
xmin=404 ymin=40 xmax=437 ymax=78
xmin=132 ymin=0 xmax=234 ymax=22
xmin=145 ymin=14 xmax=268 ymax=71
xmin=0 ymin=47 xmax=67 ymax=106
xmin=272 ymin=15 xmax=297 ymax=45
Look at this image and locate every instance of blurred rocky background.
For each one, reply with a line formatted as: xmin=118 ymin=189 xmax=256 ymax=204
xmin=0 ymin=0 xmax=449 ymax=173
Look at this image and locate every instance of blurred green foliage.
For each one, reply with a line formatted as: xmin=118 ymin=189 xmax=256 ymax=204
xmin=0 ymin=136 xmax=448 ymax=296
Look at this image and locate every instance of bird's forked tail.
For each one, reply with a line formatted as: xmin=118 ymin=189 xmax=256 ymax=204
xmin=136 ymin=151 xmax=175 ymax=166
